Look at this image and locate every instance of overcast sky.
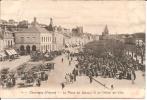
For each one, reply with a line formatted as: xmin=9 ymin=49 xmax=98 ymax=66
xmin=1 ymin=0 xmax=145 ymax=34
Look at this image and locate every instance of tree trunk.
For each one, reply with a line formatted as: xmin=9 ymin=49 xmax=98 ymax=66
xmin=132 ymin=52 xmax=134 ymax=58
xmin=135 ymin=55 xmax=137 ymax=61
xmin=141 ymin=55 xmax=143 ymax=64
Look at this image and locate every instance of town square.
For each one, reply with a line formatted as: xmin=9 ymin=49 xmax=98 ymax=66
xmin=0 ymin=0 xmax=145 ymax=98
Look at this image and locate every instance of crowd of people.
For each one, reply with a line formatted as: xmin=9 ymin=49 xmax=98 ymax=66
xmin=58 ymin=50 xmax=144 ymax=90
xmin=0 ymin=53 xmax=57 ymax=89
xmin=69 ymin=51 xmax=145 ymax=85
xmin=30 ymin=50 xmax=62 ymax=61
xmin=0 ymin=48 xmax=145 ymax=89
xmin=61 ymin=51 xmax=77 ymax=89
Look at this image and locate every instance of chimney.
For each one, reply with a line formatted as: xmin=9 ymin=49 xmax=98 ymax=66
xmin=34 ymin=17 xmax=37 ymax=23
xmin=32 ymin=17 xmax=37 ymax=26
xmin=50 ymin=18 xmax=53 ymax=26
xmin=48 ymin=18 xmax=54 ymax=31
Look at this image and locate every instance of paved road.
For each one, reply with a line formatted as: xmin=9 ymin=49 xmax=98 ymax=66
xmin=0 ymin=55 xmax=30 ymax=71
xmin=0 ymin=53 xmax=144 ymax=90
xmin=41 ymin=54 xmax=77 ymax=88
xmin=40 ymin=53 xmax=145 ymax=89
xmin=0 ymin=53 xmax=145 ymax=99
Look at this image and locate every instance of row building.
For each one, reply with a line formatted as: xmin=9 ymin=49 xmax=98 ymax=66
xmin=15 ymin=17 xmax=64 ymax=54
xmin=0 ymin=26 xmax=16 ymax=60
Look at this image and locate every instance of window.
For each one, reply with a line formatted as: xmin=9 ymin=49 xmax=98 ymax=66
xmin=50 ymin=44 xmax=51 ymax=51
xmin=46 ymin=45 xmax=48 ymax=50
xmin=32 ymin=37 xmax=35 ymax=42
xmin=42 ymin=37 xmax=43 ymax=42
xmin=44 ymin=37 xmax=45 ymax=42
xmin=20 ymin=37 xmax=24 ymax=43
xmin=11 ymin=40 xmax=13 ymax=47
xmin=26 ymin=37 xmax=30 ymax=42
xmin=8 ymin=41 xmax=10 ymax=47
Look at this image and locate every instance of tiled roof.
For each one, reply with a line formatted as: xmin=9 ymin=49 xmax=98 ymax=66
xmin=19 ymin=24 xmax=50 ymax=33
xmin=133 ymin=32 xmax=145 ymax=38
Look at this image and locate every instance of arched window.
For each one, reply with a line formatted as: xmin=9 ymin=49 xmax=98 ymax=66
xmin=20 ymin=45 xmax=25 ymax=51
xmin=32 ymin=45 xmax=36 ymax=51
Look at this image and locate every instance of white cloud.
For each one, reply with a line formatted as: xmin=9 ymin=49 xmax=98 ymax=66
xmin=1 ymin=0 xmax=145 ymax=34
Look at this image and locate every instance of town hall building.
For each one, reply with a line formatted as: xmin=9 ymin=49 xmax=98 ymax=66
xmin=15 ymin=17 xmax=53 ymax=54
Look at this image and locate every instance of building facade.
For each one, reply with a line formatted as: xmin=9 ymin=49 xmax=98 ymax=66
xmin=15 ymin=18 xmax=53 ymax=54
xmin=0 ymin=27 xmax=4 ymax=51
xmin=3 ymin=30 xmax=15 ymax=49
xmin=0 ymin=26 xmax=15 ymax=60
xmin=52 ymin=31 xmax=64 ymax=51
xmin=0 ymin=35 xmax=3 ymax=51
xmin=45 ymin=18 xmax=65 ymax=51
xmin=64 ymin=34 xmax=93 ymax=48
xmin=0 ymin=26 xmax=15 ymax=50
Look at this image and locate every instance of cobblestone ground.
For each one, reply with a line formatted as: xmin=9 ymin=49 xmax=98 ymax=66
xmin=0 ymin=53 xmax=145 ymax=98
xmin=41 ymin=54 xmax=145 ymax=90
xmin=0 ymin=53 xmax=145 ymax=90
xmin=0 ymin=55 xmax=30 ymax=71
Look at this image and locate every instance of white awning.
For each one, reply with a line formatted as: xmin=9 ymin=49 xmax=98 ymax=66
xmin=6 ymin=49 xmax=18 ymax=55
xmin=11 ymin=49 xmax=17 ymax=55
xmin=5 ymin=50 xmax=13 ymax=56
xmin=9 ymin=50 xmax=14 ymax=55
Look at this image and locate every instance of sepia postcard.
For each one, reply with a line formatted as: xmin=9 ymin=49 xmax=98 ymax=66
xmin=0 ymin=0 xmax=145 ymax=99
